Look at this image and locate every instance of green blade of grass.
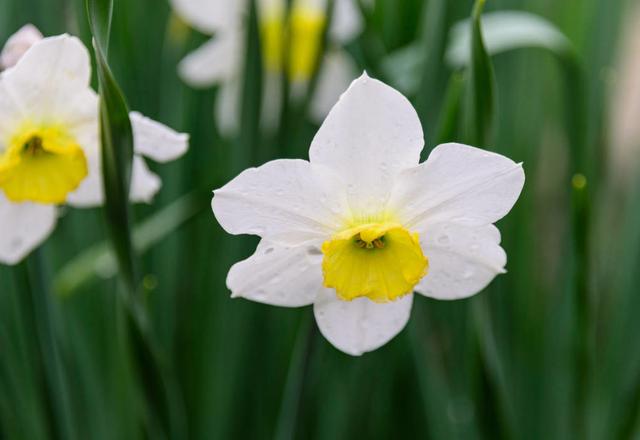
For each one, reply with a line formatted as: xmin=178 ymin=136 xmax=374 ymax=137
xmin=15 ymin=253 xmax=76 ymax=440
xmin=54 ymin=191 xmax=205 ymax=297
xmin=86 ymin=0 xmax=137 ymax=292
xmin=466 ymin=0 xmax=495 ymax=147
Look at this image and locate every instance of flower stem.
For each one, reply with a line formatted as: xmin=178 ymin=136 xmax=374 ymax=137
xmin=571 ymin=174 xmax=593 ymax=438
xmin=274 ymin=314 xmax=315 ymax=440
xmin=17 ymin=250 xmax=75 ymax=440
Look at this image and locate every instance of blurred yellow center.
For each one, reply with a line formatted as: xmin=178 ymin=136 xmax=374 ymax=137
xmin=321 ymin=222 xmax=429 ymax=303
xmin=0 ymin=124 xmax=88 ymax=204
xmin=261 ymin=6 xmax=326 ymax=81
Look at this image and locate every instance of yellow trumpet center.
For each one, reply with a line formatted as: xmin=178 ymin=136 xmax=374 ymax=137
xmin=0 ymin=123 xmax=88 ymax=204
xmin=261 ymin=6 xmax=326 ymax=81
xmin=321 ymin=222 xmax=429 ymax=303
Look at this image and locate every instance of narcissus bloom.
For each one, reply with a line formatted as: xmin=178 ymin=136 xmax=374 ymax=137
xmin=212 ymin=74 xmax=525 ymax=355
xmin=170 ymin=0 xmax=362 ymax=133
xmin=0 ymin=30 xmax=188 ymax=265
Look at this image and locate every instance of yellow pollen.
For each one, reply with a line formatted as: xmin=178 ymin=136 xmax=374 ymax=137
xmin=0 ymin=123 xmax=88 ymax=204
xmin=260 ymin=6 xmax=326 ymax=81
xmin=321 ymin=222 xmax=429 ymax=303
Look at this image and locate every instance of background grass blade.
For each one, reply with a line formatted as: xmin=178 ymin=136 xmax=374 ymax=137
xmin=466 ymin=0 xmax=495 ymax=147
xmin=14 ymin=254 xmax=76 ymax=440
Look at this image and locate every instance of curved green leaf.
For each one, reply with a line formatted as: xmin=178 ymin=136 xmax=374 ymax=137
xmin=446 ymin=11 xmax=574 ymax=68
xmin=86 ymin=0 xmax=137 ymax=290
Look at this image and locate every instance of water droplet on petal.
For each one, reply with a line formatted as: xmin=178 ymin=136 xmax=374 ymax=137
xmin=254 ymin=289 xmax=267 ymax=299
xmin=437 ymin=234 xmax=450 ymax=245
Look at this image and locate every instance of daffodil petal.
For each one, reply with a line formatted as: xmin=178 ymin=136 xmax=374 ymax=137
xmin=415 ymin=223 xmax=506 ymax=300
xmin=215 ymin=78 xmax=241 ymax=136
xmin=129 ymin=112 xmax=189 ymax=163
xmin=67 ymin=154 xmax=161 ymax=207
xmin=390 ymin=143 xmax=525 ymax=230
xmin=129 ymin=156 xmax=162 ymax=204
xmin=330 ymin=0 xmax=363 ymax=43
xmin=178 ymin=33 xmax=242 ymax=88
xmin=0 ymin=24 xmax=43 ymax=70
xmin=212 ymin=159 xmax=350 ymax=246
xmin=0 ymin=35 xmax=95 ymax=125
xmin=65 ymin=138 xmax=102 ymax=208
xmin=227 ymin=241 xmax=323 ymax=307
xmin=0 ymin=193 xmax=56 ymax=265
xmin=309 ymin=73 xmax=423 ymax=216
xmin=309 ymin=49 xmax=358 ymax=123
xmin=313 ymin=288 xmax=413 ymax=356
xmin=170 ymin=0 xmax=245 ymax=34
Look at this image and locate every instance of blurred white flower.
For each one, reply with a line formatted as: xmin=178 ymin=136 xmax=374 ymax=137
xmin=212 ymin=74 xmax=525 ymax=355
xmin=0 ymin=30 xmax=189 ymax=265
xmin=170 ymin=0 xmax=362 ymax=134
xmin=609 ymin=1 xmax=640 ymax=182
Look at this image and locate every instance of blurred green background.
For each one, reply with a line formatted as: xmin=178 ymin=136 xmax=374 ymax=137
xmin=2 ymin=0 xmax=640 ymax=438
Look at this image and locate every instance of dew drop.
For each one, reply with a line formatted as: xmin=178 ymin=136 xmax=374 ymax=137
xmin=10 ymin=237 xmax=23 ymax=249
xmin=264 ymin=247 xmax=275 ymax=255
xmin=254 ymin=289 xmax=267 ymax=299
xmin=437 ymin=234 xmax=450 ymax=245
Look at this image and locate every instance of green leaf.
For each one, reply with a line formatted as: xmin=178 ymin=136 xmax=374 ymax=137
xmin=54 ymin=192 xmax=205 ymax=297
xmin=466 ymin=0 xmax=496 ymax=147
xmin=86 ymin=0 xmax=137 ymax=291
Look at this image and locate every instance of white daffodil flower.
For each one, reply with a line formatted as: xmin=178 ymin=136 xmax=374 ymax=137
xmin=212 ymin=74 xmax=525 ymax=356
xmin=170 ymin=0 xmax=362 ymax=134
xmin=0 ymin=31 xmax=188 ymax=265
